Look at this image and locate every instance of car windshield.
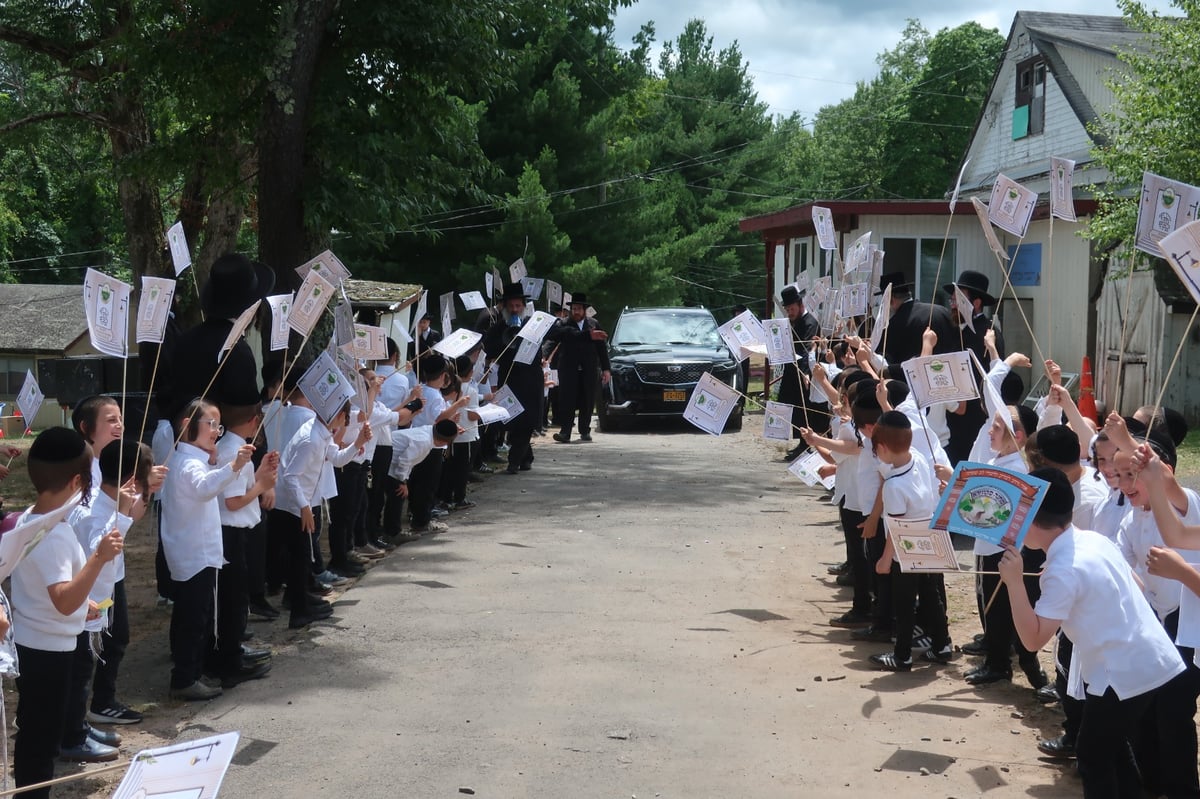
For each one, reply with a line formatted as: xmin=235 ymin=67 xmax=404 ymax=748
xmin=612 ymin=311 xmax=724 ymax=348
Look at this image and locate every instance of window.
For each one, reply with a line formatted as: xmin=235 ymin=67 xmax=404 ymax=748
xmin=789 ymin=239 xmax=809 ymax=283
xmin=0 ymin=356 xmax=34 ymax=396
xmin=881 ymin=237 xmax=958 ymax=304
xmin=1013 ymin=56 xmax=1046 ymax=139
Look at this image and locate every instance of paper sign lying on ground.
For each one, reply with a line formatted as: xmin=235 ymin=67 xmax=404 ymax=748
xmin=15 ymin=370 xmax=43 ymax=427
xmin=166 ymin=221 xmax=191 ymax=276
xmin=517 ymin=310 xmax=556 ymax=344
xmin=83 ymin=268 xmax=132 ymax=358
xmin=289 ymin=269 xmax=335 ymax=338
xmin=988 ymin=173 xmax=1038 ymax=238
xmin=812 ymin=206 xmax=836 ymax=251
xmin=932 ymin=462 xmax=1049 ymax=550
xmin=886 ymin=517 xmax=961 ymax=573
xmin=1050 ymin=157 xmax=1077 ymax=222
xmin=460 ymin=290 xmax=487 ymax=311
xmin=137 ymin=276 xmax=176 ymax=344
xmin=433 ymin=328 xmax=483 ymax=359
xmin=490 ymin=385 xmax=525 ymax=422
xmin=219 ymin=300 xmax=262 ymax=361
xmin=682 ymin=372 xmax=739 ymax=436
xmin=111 ymin=731 xmax=240 ymax=799
xmin=1136 ymin=171 xmax=1200 ymax=257
xmin=266 ymin=293 xmax=293 ymax=351
xmin=0 ymin=497 xmax=80 ymax=584
xmin=972 ymin=198 xmax=1008 ymax=260
xmin=474 ymin=403 xmax=511 ymax=424
xmin=1157 ymin=219 xmax=1200 ymax=305
xmin=717 ymin=310 xmax=766 ymax=361
xmin=762 ymin=401 xmax=792 ymax=441
xmin=297 ymin=351 xmax=355 ymax=424
xmin=901 ymin=352 xmax=979 ymax=408
xmin=296 ymin=249 xmax=351 ymax=285
xmin=787 ymin=448 xmax=834 ymax=490
xmin=763 ymin=318 xmax=795 ymax=366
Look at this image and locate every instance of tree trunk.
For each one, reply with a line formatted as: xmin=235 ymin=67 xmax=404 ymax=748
xmin=105 ymin=92 xmax=169 ymax=284
xmin=256 ymin=0 xmax=340 ymax=292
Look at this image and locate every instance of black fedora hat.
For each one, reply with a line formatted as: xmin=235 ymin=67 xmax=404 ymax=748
xmin=875 ymin=271 xmax=913 ymax=296
xmin=202 ymin=254 xmax=275 ymax=319
xmin=569 ymin=292 xmax=588 ymax=306
xmin=780 ymin=285 xmax=805 ymax=307
xmin=943 ymin=269 xmax=996 ymax=306
xmin=500 ymin=282 xmax=528 ymax=302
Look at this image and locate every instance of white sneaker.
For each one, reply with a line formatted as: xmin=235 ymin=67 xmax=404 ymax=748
xmin=412 ymin=520 xmax=449 ymax=534
xmin=316 ymin=570 xmax=349 ymax=586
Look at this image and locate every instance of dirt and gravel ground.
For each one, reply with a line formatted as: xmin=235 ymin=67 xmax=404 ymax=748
xmin=4 ymin=419 xmax=1089 ymax=797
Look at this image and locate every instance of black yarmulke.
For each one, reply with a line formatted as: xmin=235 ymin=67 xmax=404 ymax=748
xmin=878 ymin=410 xmax=911 ymax=429
xmin=1030 ymin=467 xmax=1075 ymax=515
xmin=434 ymin=419 xmax=458 ymax=439
xmin=30 ymin=427 xmax=87 ymax=462
xmin=98 ymin=439 xmax=143 ymax=482
xmin=1037 ymin=424 xmax=1080 ymax=466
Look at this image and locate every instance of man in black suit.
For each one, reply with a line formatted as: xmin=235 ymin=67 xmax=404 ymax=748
xmin=546 ymin=293 xmax=610 ymax=443
xmin=943 ymin=270 xmax=1005 ymax=464
xmin=484 ymin=283 xmax=544 ymax=473
xmin=875 ymin=272 xmax=956 ymax=367
xmin=407 ymin=313 xmax=442 ymax=361
xmin=777 ymin=285 xmax=822 ymax=459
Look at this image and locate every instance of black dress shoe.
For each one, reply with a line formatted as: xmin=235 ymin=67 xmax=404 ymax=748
xmin=1037 ymin=734 xmax=1077 ymax=759
xmin=784 ymin=446 xmax=803 ymax=462
xmin=241 ymin=630 xmax=253 ymax=642
xmin=835 ymin=571 xmax=855 ymax=587
xmin=552 ymin=432 xmax=570 ymax=443
xmin=505 ymin=465 xmax=520 ymax=475
xmin=960 ymin=639 xmax=988 ymax=656
xmin=87 ymin=725 xmax=121 ymax=747
xmin=964 ymin=665 xmax=1013 ymax=685
xmin=519 ymin=462 xmax=532 ymax=471
xmin=220 ymin=662 xmax=271 ymax=688
xmin=241 ymin=645 xmax=272 ymax=663
xmin=248 ymin=599 xmax=280 ymax=620
xmin=579 ymin=433 xmax=592 ymax=442
xmin=1035 ymin=683 xmax=1061 ymax=704
xmin=1023 ymin=666 xmax=1050 ymax=690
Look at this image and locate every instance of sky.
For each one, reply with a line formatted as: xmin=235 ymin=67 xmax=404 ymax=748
xmin=612 ymin=0 xmax=1179 ymax=119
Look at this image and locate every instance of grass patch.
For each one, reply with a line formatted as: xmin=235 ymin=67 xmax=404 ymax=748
xmin=0 ymin=436 xmax=38 ymax=513
xmin=1177 ymin=436 xmax=1200 ymax=482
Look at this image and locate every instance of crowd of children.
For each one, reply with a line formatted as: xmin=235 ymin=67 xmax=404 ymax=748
xmin=0 ymin=331 xmax=532 ymax=797
xmin=795 ymin=327 xmax=1200 ymax=797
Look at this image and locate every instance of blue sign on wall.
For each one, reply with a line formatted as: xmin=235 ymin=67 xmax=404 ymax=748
xmin=1007 ymin=243 xmax=1042 ymax=286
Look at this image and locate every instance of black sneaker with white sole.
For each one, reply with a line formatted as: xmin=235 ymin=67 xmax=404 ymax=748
xmin=922 ymin=644 xmax=954 ymax=663
xmin=868 ymin=652 xmax=912 ymax=672
xmin=87 ymin=702 xmax=144 ymax=725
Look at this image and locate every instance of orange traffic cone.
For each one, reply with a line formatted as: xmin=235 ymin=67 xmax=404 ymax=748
xmin=1078 ymin=355 xmax=1098 ymax=424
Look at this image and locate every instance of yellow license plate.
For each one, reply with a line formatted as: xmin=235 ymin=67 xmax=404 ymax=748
xmin=663 ymin=389 xmax=688 ymax=402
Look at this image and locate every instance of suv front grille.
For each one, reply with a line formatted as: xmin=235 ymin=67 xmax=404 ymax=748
xmin=634 ymin=362 xmax=708 ymax=385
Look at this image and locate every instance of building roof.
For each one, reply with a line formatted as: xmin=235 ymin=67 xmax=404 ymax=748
xmin=342 ymin=278 xmax=423 ymax=311
xmin=0 ymin=283 xmax=88 ymax=354
xmin=1019 ymin=11 xmax=1149 ymax=56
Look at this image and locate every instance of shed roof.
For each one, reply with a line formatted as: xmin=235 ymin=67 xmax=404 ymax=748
xmin=0 ymin=283 xmax=88 ymax=354
xmin=342 ymin=278 xmax=423 ymax=311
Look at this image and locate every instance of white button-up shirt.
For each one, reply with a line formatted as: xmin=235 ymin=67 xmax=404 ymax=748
xmin=276 ymin=416 xmax=360 ymax=516
xmin=161 ymin=442 xmax=239 ymax=582
xmin=217 ymin=432 xmax=261 ymax=529
xmin=389 ymin=426 xmax=437 ymax=482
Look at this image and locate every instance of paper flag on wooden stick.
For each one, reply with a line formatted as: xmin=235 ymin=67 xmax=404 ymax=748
xmin=931 ymin=462 xmax=1049 ymax=550
xmin=988 ymin=174 xmax=1038 ymax=238
xmin=266 ymin=293 xmax=293 ymax=351
xmin=0 ymin=497 xmax=80 ymax=583
xmin=886 ymin=517 xmax=960 ymax=573
xmin=136 ymin=276 xmax=176 ymax=345
xmin=333 ymin=300 xmax=355 ymax=346
xmin=954 ymin=286 xmax=976 ymax=333
xmin=901 ymin=352 xmax=979 ymax=409
xmin=717 ymin=310 xmax=766 ymax=361
xmin=868 ymin=284 xmax=891 ymax=354
xmin=433 ymin=328 xmax=483 ymax=359
xmin=83 ymin=268 xmax=132 ymax=358
xmin=409 ymin=290 xmax=427 ymax=334
xmin=812 ymin=206 xmax=836 ymax=251
xmin=1157 ymin=219 xmax=1200 ymax=305
xmin=547 ymin=280 xmax=563 ymax=308
xmin=763 ymin=318 xmax=795 ymax=367
xmin=484 ymin=271 xmax=495 ymax=302
xmin=219 ymin=299 xmax=261 ymax=361
xmin=296 ymin=249 xmax=351 ymax=285
xmin=843 ymin=231 xmax=872 ymax=275
xmin=509 ymin=258 xmax=528 ymax=283
xmin=763 ymin=401 xmax=792 ymax=441
xmin=1050 ymin=157 xmax=1077 ymax=222
xmin=971 ymin=198 xmax=1008 ymax=260
xmin=289 ymin=269 xmax=335 ymax=338
xmin=514 ymin=336 xmax=541 ymax=365
xmin=949 ymin=159 xmax=970 ymax=212
xmin=166 ymin=221 xmax=191 ymax=276
xmin=521 ymin=277 xmax=545 ymax=302
xmin=297 ymin=351 xmax=356 ymax=424
xmin=491 ymin=268 xmax=504 ymax=297
xmin=838 ymin=282 xmax=869 ymax=319
xmin=440 ymin=291 xmax=456 ymax=322
xmin=346 ymin=324 xmax=388 ymax=361
xmin=491 ymin=385 xmax=525 ymax=421
xmin=390 ymin=317 xmax=412 ymax=345
xmin=682 ymin=372 xmax=739 ymax=436
xmin=517 ymin=311 xmax=556 ymax=344
xmin=1136 ymin=171 xmax=1200 ymax=257
xmin=16 ymin=370 xmax=43 ymax=427
xmin=110 ymin=732 xmax=240 ymax=799
xmin=788 ymin=449 xmax=834 ymax=489
xmin=460 ymin=291 xmax=487 ymax=311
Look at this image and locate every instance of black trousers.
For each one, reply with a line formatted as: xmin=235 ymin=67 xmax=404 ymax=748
xmin=1139 ymin=611 xmax=1200 ymax=798
xmin=15 ymin=645 xmax=74 ymax=799
xmin=978 ymin=550 xmax=1044 ymax=672
xmin=891 ymin=564 xmax=949 ymax=662
xmin=408 ymin=449 xmax=445 ymax=527
xmin=211 ymin=525 xmax=249 ymax=676
xmin=246 ymin=517 xmax=268 ymax=601
xmin=61 ymin=632 xmax=92 ymax=749
xmin=506 ymin=426 xmax=534 ymax=471
xmin=865 ymin=531 xmax=892 ymax=630
xmin=269 ymin=508 xmax=315 ymax=618
xmin=1077 ymin=686 xmax=1155 ymax=799
xmin=440 ymin=441 xmax=472 ymax=504
xmin=330 ymin=463 xmax=369 ymax=565
xmin=309 ymin=504 xmax=324 ymax=576
xmin=169 ymin=566 xmax=216 ymax=689
xmin=369 ymin=444 xmax=402 ymax=537
xmin=90 ymin=578 xmax=129 ymax=711
xmin=1054 ymin=631 xmax=1084 ymax=746
xmin=155 ymin=504 xmax=174 ymax=601
xmin=946 ymin=399 xmax=986 ymax=465
xmin=838 ymin=502 xmax=870 ymax=615
xmin=557 ymin=368 xmax=597 ymax=436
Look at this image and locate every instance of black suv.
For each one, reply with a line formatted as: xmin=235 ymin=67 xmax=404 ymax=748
xmin=597 ymin=306 xmax=742 ymax=432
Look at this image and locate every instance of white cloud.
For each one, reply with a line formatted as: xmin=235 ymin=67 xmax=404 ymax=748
xmin=613 ymin=0 xmax=1179 ymax=118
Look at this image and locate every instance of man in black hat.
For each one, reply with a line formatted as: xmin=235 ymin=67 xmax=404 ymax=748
xmin=407 ymin=313 xmax=442 ymax=362
xmin=778 ymin=285 xmax=823 ymax=458
xmin=943 ymin=270 xmax=1004 ymax=464
xmin=484 ymin=283 xmax=544 ymax=473
xmin=545 ymin=293 xmax=610 ymax=443
xmin=875 ymin=272 xmax=955 ymax=367
xmin=168 ymin=253 xmax=275 ymax=421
